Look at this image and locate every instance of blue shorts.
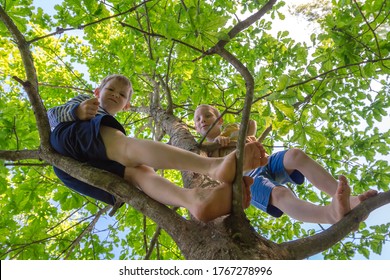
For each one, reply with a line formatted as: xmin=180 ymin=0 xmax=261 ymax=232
xmin=246 ymin=150 xmax=305 ymax=217
xmin=50 ymin=114 xmax=126 ymax=205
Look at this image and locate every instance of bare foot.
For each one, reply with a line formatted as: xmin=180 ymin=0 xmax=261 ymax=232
xmin=329 ymin=175 xmax=351 ymax=223
xmin=350 ymin=189 xmax=378 ymax=208
xmin=212 ymin=142 xmax=266 ymax=183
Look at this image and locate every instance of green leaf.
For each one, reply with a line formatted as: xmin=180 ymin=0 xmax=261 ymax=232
xmin=273 ymin=102 xmax=295 ymax=119
xmin=276 ymin=75 xmax=290 ymax=91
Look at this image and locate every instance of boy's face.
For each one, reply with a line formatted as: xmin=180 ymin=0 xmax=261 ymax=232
xmin=194 ymin=106 xmax=223 ymax=140
xmin=94 ymin=78 xmax=132 ymax=115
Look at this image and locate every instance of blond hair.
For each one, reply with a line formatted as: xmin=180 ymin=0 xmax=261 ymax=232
xmin=195 ymin=104 xmax=221 ymax=117
xmin=98 ymin=74 xmax=133 ymax=99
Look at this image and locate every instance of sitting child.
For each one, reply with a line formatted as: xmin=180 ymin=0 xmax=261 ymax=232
xmin=194 ymin=104 xmax=378 ymax=224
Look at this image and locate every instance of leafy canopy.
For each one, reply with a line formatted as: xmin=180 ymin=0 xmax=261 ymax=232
xmin=0 ymin=0 xmax=389 ymax=260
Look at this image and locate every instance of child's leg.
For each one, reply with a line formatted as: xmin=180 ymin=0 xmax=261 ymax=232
xmin=270 ymin=175 xmax=351 ymax=224
xmin=282 ymin=148 xmax=377 ymax=208
xmin=100 ymin=126 xmax=265 ymax=183
xmin=124 ymin=165 xmax=253 ymax=222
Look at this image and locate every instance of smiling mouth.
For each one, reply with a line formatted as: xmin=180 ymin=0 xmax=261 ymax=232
xmin=108 ymin=98 xmax=118 ymax=103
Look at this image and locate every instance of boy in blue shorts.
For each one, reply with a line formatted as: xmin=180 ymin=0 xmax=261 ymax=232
xmin=194 ymin=104 xmax=377 ymax=224
xmin=48 ymin=74 xmax=266 ymax=222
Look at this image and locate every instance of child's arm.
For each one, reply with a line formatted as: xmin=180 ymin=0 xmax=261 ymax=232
xmin=47 ymin=94 xmax=91 ymax=130
xmin=214 ymin=135 xmax=231 ymax=147
xmin=217 ymin=123 xmax=239 ymax=147
xmin=246 ymin=120 xmax=257 ymax=143
xmin=247 ymin=120 xmax=257 ymax=137
xmin=74 ymin=97 xmax=100 ymax=120
xmin=216 ymin=120 xmax=258 ymax=146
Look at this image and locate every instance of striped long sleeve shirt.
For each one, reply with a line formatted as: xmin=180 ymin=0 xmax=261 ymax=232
xmin=48 ymin=94 xmax=111 ymax=131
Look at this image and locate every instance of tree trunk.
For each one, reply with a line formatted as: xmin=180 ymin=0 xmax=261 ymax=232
xmin=176 ymin=215 xmax=287 ymax=259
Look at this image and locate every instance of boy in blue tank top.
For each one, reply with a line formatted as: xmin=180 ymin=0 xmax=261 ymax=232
xmin=194 ymin=104 xmax=377 ymax=224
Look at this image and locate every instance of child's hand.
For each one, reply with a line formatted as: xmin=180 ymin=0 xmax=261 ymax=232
xmin=214 ymin=136 xmax=231 ymax=147
xmin=76 ymin=97 xmax=100 ymax=120
xmin=260 ymin=153 xmax=269 ymax=166
xmin=246 ymin=136 xmax=257 ymax=143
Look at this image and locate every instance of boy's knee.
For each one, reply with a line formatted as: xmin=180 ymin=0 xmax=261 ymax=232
xmin=135 ymin=165 xmax=156 ymax=175
xmin=271 ymin=186 xmax=294 ymax=205
xmin=288 ymin=148 xmax=305 ymax=157
xmin=124 ymin=165 xmax=156 ymax=185
xmin=286 ymin=148 xmax=308 ymax=162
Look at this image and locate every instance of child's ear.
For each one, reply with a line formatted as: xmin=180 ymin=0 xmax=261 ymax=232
xmin=123 ymin=103 xmax=131 ymax=111
xmin=94 ymin=88 xmax=100 ymax=98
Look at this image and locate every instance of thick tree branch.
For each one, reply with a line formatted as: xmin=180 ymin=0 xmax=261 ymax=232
xmin=0 ymin=5 xmax=50 ymax=150
xmin=45 ymin=151 xmax=193 ymax=241
xmin=157 ymin=74 xmax=174 ymax=114
xmin=281 ymin=191 xmax=390 ymax=259
xmin=158 ymin=41 xmax=176 ymax=114
xmin=0 ymin=149 xmax=41 ymax=161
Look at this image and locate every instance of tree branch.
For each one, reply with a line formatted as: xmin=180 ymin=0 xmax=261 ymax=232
xmin=353 ymin=0 xmax=382 ymax=59
xmin=0 ymin=149 xmax=41 ymax=161
xmin=281 ymin=191 xmax=390 ymax=259
xmin=64 ymin=205 xmax=111 ymax=260
xmin=119 ymin=21 xmax=204 ymax=54
xmin=202 ymin=0 xmax=277 ymax=58
xmin=212 ymin=47 xmax=254 ymax=217
xmin=28 ymin=0 xmax=152 ymax=44
xmin=257 ymin=125 xmax=272 ymax=143
xmin=286 ymin=57 xmax=390 ymax=90
xmin=144 ymin=226 xmax=162 ymax=260
xmin=0 ymin=6 xmax=51 ymax=150
xmin=39 ymin=82 xmax=93 ymax=94
xmin=46 ymin=151 xmax=192 ymax=237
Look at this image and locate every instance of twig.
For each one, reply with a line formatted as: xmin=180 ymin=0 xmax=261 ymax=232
xmin=144 ymin=226 xmax=162 ymax=260
xmin=63 ymin=205 xmax=111 ymax=259
xmin=28 ymin=0 xmax=152 ymax=44
xmin=257 ymin=125 xmax=272 ymax=143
